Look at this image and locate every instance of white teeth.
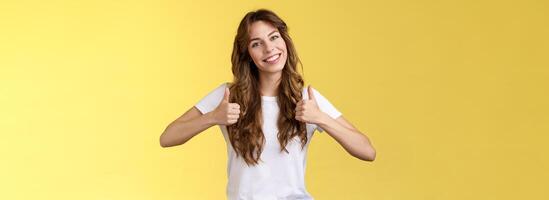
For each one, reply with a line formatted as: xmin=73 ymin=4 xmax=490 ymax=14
xmin=264 ymin=54 xmax=280 ymax=62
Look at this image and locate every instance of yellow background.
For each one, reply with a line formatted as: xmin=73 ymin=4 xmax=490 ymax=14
xmin=1 ymin=0 xmax=548 ymax=199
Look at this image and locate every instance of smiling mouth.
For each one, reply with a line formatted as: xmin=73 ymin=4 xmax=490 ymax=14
xmin=263 ymin=53 xmax=281 ymax=63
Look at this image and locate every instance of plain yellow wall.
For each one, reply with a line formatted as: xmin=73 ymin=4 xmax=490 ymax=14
xmin=1 ymin=0 xmax=548 ymax=199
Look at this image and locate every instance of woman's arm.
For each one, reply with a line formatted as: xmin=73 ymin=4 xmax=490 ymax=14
xmin=316 ymin=115 xmax=376 ymax=161
xmin=159 ymin=107 xmax=217 ymax=147
xmin=160 ymin=88 xmax=240 ymax=147
xmin=295 ymin=85 xmax=376 ymax=161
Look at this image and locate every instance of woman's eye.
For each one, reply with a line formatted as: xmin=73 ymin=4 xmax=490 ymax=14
xmin=251 ymin=43 xmax=259 ymax=48
xmin=271 ymin=35 xmax=279 ymax=40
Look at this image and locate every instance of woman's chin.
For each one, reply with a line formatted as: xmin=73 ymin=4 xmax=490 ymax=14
xmin=259 ymin=64 xmax=284 ymax=74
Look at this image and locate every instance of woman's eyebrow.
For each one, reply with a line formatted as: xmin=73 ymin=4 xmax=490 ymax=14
xmin=250 ymin=30 xmax=279 ymax=42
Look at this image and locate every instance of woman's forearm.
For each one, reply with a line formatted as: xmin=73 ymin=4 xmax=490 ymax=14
xmin=317 ymin=114 xmax=376 ymax=161
xmin=160 ymin=112 xmax=217 ymax=147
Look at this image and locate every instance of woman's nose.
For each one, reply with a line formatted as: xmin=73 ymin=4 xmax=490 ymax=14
xmin=264 ymin=42 xmax=274 ymax=53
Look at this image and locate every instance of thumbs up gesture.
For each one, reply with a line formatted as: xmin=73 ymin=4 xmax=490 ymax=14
xmin=212 ymin=87 xmax=241 ymax=125
xmin=295 ymin=85 xmax=324 ymax=124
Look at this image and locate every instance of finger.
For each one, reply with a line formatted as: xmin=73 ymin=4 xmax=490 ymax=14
xmin=229 ymin=104 xmax=240 ymax=109
xmin=228 ymin=114 xmax=240 ymax=120
xmin=229 ymin=109 xmax=240 ymax=115
xmin=307 ymin=85 xmax=316 ymax=102
xmin=230 ymin=103 xmax=240 ymax=109
xmin=223 ymin=87 xmax=230 ymax=102
xmin=230 ymin=105 xmax=240 ymax=111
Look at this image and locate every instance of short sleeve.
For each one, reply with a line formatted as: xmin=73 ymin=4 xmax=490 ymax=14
xmin=305 ymin=87 xmax=342 ymax=132
xmin=194 ymin=82 xmax=228 ymax=114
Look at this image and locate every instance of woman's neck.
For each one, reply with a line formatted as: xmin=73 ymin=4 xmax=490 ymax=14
xmin=259 ymin=71 xmax=281 ymax=97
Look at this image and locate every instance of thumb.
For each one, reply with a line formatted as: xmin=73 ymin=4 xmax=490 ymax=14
xmin=307 ymin=85 xmax=316 ymax=102
xmin=223 ymin=87 xmax=230 ymax=102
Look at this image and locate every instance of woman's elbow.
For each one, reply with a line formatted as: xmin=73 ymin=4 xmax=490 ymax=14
xmin=356 ymin=148 xmax=376 ymax=162
xmin=159 ymin=133 xmax=175 ymax=148
xmin=159 ymin=136 xmax=169 ymax=148
xmin=366 ymin=151 xmax=376 ymax=161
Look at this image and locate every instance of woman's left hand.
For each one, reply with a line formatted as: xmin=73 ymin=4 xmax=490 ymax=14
xmin=295 ymin=85 xmax=327 ymax=124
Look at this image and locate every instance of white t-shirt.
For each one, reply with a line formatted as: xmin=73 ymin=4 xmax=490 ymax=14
xmin=194 ymin=82 xmax=342 ymax=200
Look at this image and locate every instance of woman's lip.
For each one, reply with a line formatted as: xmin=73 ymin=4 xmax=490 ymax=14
xmin=263 ymin=53 xmax=281 ymax=62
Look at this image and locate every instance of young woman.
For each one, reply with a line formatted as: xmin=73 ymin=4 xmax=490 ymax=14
xmin=160 ymin=9 xmax=376 ymax=200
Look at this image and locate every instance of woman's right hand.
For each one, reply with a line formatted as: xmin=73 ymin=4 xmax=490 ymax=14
xmin=211 ymin=87 xmax=241 ymax=125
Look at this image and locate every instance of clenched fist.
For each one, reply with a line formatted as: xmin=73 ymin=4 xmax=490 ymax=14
xmin=212 ymin=87 xmax=241 ymax=125
xmin=295 ymin=85 xmax=325 ymax=124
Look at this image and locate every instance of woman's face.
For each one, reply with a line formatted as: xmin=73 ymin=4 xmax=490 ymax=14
xmin=247 ymin=21 xmax=287 ymax=74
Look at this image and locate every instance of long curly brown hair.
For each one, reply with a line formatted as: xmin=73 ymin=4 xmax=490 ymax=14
xmin=227 ymin=9 xmax=307 ymax=166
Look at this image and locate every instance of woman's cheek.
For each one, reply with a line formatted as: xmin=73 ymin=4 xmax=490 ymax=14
xmin=250 ymin=50 xmax=262 ymax=64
